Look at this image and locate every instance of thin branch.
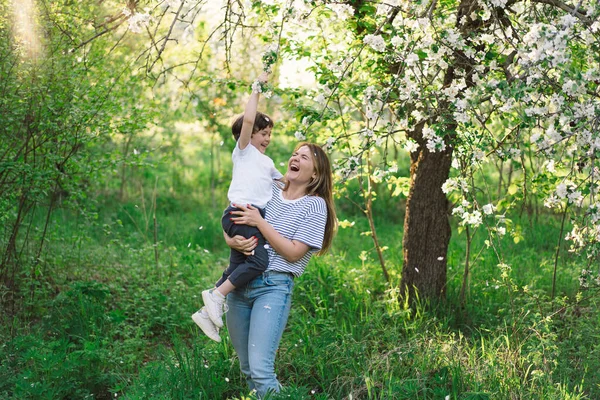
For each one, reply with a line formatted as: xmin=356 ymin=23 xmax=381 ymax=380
xmin=148 ymin=0 xmax=185 ymax=72
xmin=70 ymin=15 xmax=128 ymax=52
xmin=531 ymin=0 xmax=594 ymax=25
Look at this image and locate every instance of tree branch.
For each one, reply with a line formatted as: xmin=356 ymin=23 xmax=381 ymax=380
xmin=531 ymin=0 xmax=593 ymax=26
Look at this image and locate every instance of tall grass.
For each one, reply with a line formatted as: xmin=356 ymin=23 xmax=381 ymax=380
xmin=1 ymin=144 xmax=598 ymax=399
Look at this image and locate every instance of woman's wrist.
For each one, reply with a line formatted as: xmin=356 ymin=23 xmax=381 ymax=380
xmin=256 ymin=218 xmax=268 ymax=232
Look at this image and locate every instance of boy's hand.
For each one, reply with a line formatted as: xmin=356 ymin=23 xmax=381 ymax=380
xmin=257 ymin=72 xmax=270 ymax=84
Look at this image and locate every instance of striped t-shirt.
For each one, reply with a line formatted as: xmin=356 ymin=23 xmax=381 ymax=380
xmin=264 ymin=183 xmax=327 ymax=277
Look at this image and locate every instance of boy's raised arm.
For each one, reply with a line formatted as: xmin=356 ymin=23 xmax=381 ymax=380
xmin=238 ymin=72 xmax=269 ymax=150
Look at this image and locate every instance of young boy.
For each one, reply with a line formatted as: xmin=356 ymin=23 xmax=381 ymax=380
xmin=192 ymin=72 xmax=282 ymax=341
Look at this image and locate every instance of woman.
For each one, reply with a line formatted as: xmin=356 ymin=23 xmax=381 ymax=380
xmin=225 ymin=142 xmax=336 ymax=397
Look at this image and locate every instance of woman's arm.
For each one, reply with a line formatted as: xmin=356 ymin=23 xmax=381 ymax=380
xmin=230 ymin=204 xmax=311 ymax=262
xmin=223 ymin=231 xmax=258 ymax=256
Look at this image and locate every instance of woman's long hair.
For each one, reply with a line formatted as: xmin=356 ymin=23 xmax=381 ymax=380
xmin=284 ymin=142 xmax=337 ymax=255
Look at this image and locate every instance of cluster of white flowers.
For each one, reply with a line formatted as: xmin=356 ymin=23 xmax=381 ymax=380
xmin=251 ymin=80 xmax=263 ymax=94
xmin=165 ymin=0 xmax=181 ymax=8
xmin=578 ymin=269 xmax=600 ymax=288
xmin=363 ymin=86 xmax=378 ymax=103
xmin=564 ymin=203 xmax=600 ymax=256
xmin=262 ymin=43 xmax=279 ymax=73
xmin=507 ymin=148 xmax=521 ymax=160
xmin=452 ymin=200 xmax=483 ymax=227
xmin=294 ymin=131 xmax=306 ymax=141
xmin=443 ymin=27 xmax=464 ymax=49
xmin=251 ymin=80 xmax=273 ymax=98
xmin=575 ymin=129 xmax=600 ymax=156
xmin=376 ymin=0 xmax=400 ymax=15
xmin=363 ymin=34 xmax=386 ymax=52
xmin=182 ymin=24 xmax=194 ymax=44
xmin=441 ymin=177 xmax=469 ymax=194
xmin=327 ymin=55 xmax=352 ymax=74
xmin=126 ymin=12 xmax=151 ymax=33
xmin=519 ymin=23 xmax=570 ymax=67
xmin=472 ymin=149 xmax=486 ymax=163
xmin=530 ymin=127 xmax=554 ymax=153
xmin=557 ymin=180 xmax=583 ymax=205
xmin=566 ymin=225 xmax=588 ymax=250
xmin=327 ymin=3 xmax=354 ymax=20
xmin=358 ymin=129 xmax=374 ymax=141
xmin=489 ymin=0 xmax=508 ymax=8
xmin=337 ymin=155 xmax=362 ymax=180
xmin=452 ymin=96 xmax=470 ymax=123
xmin=363 ymin=86 xmax=381 ymax=122
xmin=404 ymin=139 xmax=419 ymax=153
xmin=423 ymin=126 xmax=446 ymax=152
xmin=312 ymin=85 xmax=333 ymax=106
xmin=324 ymin=136 xmax=336 ymax=151
xmin=544 ymin=179 xmax=583 ymax=208
xmin=566 ymin=220 xmax=600 ymax=258
xmin=482 ymin=203 xmax=495 ymax=215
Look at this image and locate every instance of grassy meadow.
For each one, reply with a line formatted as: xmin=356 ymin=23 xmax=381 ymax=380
xmin=1 ymin=139 xmax=599 ymax=400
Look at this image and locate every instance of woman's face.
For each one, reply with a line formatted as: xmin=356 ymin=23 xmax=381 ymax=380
xmin=287 ymin=145 xmax=316 ymax=186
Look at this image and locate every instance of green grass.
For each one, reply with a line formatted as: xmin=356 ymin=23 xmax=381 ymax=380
xmin=1 ymin=184 xmax=599 ymax=399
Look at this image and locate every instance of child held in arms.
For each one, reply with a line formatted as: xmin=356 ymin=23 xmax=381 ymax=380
xmin=192 ymin=72 xmax=281 ymax=341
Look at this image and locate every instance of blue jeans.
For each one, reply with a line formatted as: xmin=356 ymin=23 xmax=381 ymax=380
xmin=226 ymin=271 xmax=295 ymax=398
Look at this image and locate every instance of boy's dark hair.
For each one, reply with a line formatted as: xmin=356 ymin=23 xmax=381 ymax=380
xmin=231 ymin=112 xmax=274 ymax=141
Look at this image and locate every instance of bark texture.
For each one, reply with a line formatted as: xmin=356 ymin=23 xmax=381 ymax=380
xmin=401 ymin=128 xmax=453 ymax=300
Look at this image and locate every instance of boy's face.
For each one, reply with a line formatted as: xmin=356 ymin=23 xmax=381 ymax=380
xmin=251 ymin=127 xmax=272 ymax=154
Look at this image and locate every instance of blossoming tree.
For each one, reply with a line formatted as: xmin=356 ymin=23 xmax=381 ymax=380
xmin=114 ymin=0 xmax=600 ymax=301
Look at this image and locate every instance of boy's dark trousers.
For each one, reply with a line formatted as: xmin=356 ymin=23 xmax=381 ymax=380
xmin=216 ymin=204 xmax=268 ymax=288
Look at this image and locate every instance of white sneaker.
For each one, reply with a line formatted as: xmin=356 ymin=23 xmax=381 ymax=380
xmin=192 ymin=308 xmax=221 ymax=342
xmin=202 ymin=289 xmax=225 ymax=328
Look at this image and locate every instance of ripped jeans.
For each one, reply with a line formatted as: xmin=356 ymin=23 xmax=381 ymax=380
xmin=226 ymin=271 xmax=295 ymax=398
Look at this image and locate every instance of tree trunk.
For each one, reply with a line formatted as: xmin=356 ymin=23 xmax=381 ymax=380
xmin=401 ymin=126 xmax=453 ymax=301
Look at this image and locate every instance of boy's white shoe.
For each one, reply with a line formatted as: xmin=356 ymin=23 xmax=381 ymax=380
xmin=202 ymin=289 xmax=226 ymax=328
xmin=192 ymin=308 xmax=221 ymax=342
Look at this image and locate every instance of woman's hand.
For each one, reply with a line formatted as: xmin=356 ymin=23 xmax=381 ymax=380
xmin=230 ymin=204 xmax=264 ymax=228
xmin=223 ymin=231 xmax=258 ymax=256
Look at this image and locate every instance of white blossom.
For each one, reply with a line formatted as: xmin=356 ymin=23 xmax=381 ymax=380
xmin=544 ymin=195 xmax=561 ymax=208
xmin=294 ymin=131 xmax=306 ymax=141
xmin=482 ymin=204 xmax=495 ymax=215
xmin=391 ymin=35 xmax=403 ymax=47
xmin=314 ymin=93 xmax=326 ymax=105
xmin=567 ymin=191 xmax=583 ymax=205
xmin=405 ymin=53 xmax=419 ymax=65
xmin=128 ymin=12 xmax=151 ymax=34
xmin=324 ymin=137 xmax=336 ymax=151
xmin=404 ymin=140 xmax=419 ymax=153
xmin=364 ymin=86 xmax=378 ymax=102
xmin=166 ymin=0 xmax=181 ymax=8
xmin=182 ymin=24 xmax=194 ymax=44
xmin=363 ymin=34 xmax=386 ymax=52
xmin=251 ymin=80 xmax=263 ymax=94
xmin=426 ymin=135 xmax=446 ymax=152
xmin=462 ymin=210 xmax=482 ymax=227
xmin=328 ymin=4 xmax=354 ymax=20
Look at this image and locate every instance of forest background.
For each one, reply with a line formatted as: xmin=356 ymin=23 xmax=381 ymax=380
xmin=1 ymin=0 xmax=599 ymax=399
